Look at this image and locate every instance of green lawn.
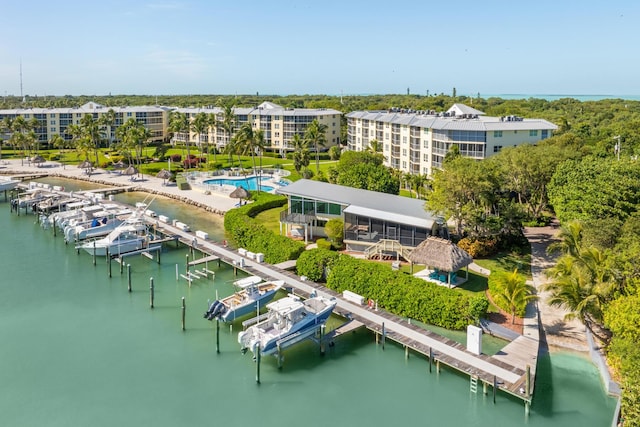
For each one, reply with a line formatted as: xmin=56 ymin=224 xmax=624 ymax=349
xmin=474 ymin=250 xmax=533 ymax=279
xmin=253 ymin=205 xmax=285 ymax=234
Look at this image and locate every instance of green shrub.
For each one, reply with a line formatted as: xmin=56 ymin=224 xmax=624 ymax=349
xmin=315 ymin=238 xmax=332 ymax=251
xmin=326 ymin=255 xmax=488 ymax=329
xmin=457 ymin=237 xmax=499 ymax=258
xmin=224 ymin=193 xmax=305 ymax=264
xmin=48 ymin=153 xmax=60 ymax=161
xmin=296 ymin=248 xmax=340 ymax=282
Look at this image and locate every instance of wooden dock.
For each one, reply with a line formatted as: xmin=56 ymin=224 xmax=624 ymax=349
xmin=149 ymin=219 xmax=539 ymax=407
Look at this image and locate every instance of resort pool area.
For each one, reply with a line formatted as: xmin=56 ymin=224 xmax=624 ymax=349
xmin=203 ymin=176 xmax=276 ymax=192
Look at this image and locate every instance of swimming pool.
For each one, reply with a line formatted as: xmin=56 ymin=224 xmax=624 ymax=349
xmin=203 ymin=176 xmax=275 ymax=192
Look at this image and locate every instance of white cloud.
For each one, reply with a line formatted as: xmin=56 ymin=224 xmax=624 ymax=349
xmin=143 ymin=48 xmax=209 ymax=80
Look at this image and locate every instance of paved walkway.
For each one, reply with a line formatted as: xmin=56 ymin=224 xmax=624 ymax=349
xmin=1 ymin=159 xmax=239 ymax=215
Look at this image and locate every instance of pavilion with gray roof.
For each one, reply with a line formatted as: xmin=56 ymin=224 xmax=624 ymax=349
xmin=276 ymin=179 xmax=441 ymax=256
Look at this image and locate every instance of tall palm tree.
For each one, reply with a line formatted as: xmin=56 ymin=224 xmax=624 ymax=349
xmin=304 ymin=119 xmax=327 ymax=174
xmin=490 ymin=269 xmax=537 ymax=324
xmin=253 ymin=129 xmax=266 ymax=192
xmin=291 ymin=133 xmax=310 ymax=174
xmin=367 ymin=139 xmax=382 ymax=153
xmin=99 ymin=108 xmax=117 ymax=148
xmin=79 ymin=114 xmax=102 ymax=167
xmin=411 ymin=174 xmax=428 ymax=199
xmin=234 ymin=123 xmax=261 ymax=180
xmin=115 ymin=119 xmax=137 ymax=166
xmin=168 ymin=111 xmax=190 ymax=169
xmin=216 ymin=99 xmax=236 ymax=164
xmin=191 ymin=112 xmax=210 ymax=169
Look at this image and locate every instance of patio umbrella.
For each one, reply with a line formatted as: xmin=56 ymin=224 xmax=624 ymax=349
xmin=78 ymin=159 xmax=93 ymax=169
xmin=122 ymin=165 xmax=138 ymax=180
xmin=229 ymin=186 xmax=250 ymax=204
xmin=156 ymin=169 xmax=171 ymax=185
xmin=31 ymin=155 xmax=45 ymax=166
xmin=113 ymin=160 xmax=126 ymax=170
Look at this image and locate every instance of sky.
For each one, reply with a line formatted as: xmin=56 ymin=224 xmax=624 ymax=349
xmin=1 ymin=0 xmax=639 ymax=97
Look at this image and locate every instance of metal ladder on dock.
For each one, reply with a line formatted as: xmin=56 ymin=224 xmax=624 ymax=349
xmin=470 ymin=376 xmax=478 ymax=394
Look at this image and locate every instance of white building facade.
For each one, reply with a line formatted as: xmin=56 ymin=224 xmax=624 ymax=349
xmin=174 ymin=101 xmax=342 ymax=155
xmin=346 ymin=103 xmax=558 ymax=176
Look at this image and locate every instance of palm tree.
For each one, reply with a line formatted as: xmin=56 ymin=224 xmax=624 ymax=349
xmin=115 ymin=119 xmax=138 ymax=167
xmin=168 ymin=111 xmax=190 ymax=169
xmin=79 ymin=114 xmax=102 ymax=167
xmin=367 ymin=139 xmax=382 ymax=153
xmin=547 ymin=220 xmax=583 ymax=258
xmin=191 ymin=112 xmax=210 ymax=169
xmin=253 ymin=129 xmax=266 ymax=192
xmin=291 ymin=134 xmax=310 ymax=174
xmin=234 ymin=123 xmax=263 ymax=182
xmin=216 ymin=99 xmax=236 ymax=164
xmin=99 ymin=108 xmax=117 ymax=148
xmin=411 ymin=174 xmax=428 ymax=199
xmin=304 ymin=119 xmax=327 ymax=174
xmin=490 ymin=269 xmax=537 ymax=324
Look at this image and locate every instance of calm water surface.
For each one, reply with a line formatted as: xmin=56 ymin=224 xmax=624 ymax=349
xmin=0 ymin=179 xmax=616 ymax=427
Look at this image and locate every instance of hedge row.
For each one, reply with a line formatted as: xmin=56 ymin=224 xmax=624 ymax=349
xmin=223 ymin=193 xmax=305 ymax=264
xmin=297 ymin=249 xmax=488 ymax=330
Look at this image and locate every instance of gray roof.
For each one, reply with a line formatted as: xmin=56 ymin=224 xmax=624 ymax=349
xmin=276 ymin=179 xmax=438 ymax=228
xmin=0 ymin=101 xmax=167 ymax=115
xmin=174 ymin=101 xmax=341 ymax=118
xmin=346 ymin=103 xmax=557 ymax=131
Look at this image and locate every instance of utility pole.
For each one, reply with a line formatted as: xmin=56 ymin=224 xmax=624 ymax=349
xmin=613 ymin=135 xmax=621 ymax=161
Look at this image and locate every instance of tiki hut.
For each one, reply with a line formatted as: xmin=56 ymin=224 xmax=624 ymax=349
xmin=408 ymin=236 xmax=473 ymax=287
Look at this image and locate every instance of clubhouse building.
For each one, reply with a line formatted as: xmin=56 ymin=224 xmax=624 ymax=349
xmin=276 ymin=179 xmax=443 ymax=257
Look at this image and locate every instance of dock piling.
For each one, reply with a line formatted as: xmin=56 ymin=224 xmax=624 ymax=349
xmin=216 ymin=319 xmax=220 ymax=354
xmin=493 ymin=375 xmax=497 ymax=404
xmin=150 ymin=277 xmax=154 ymax=308
xmin=429 ymin=347 xmax=433 ymax=373
xmin=92 ymin=240 xmax=96 ymax=266
xmin=381 ymin=322 xmax=386 ymax=350
xmin=181 ymin=297 xmax=186 ymax=331
xmin=108 ymin=252 xmax=112 ymax=278
xmin=255 ymin=345 xmax=261 ymax=384
xmin=175 ymin=264 xmax=179 ymax=281
xmin=127 ymin=264 xmax=131 ymax=292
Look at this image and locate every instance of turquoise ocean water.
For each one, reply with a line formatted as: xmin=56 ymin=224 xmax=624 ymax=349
xmin=0 ymin=178 xmax=617 ymax=427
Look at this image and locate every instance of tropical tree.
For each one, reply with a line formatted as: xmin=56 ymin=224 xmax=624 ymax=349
xmin=191 ymin=112 xmax=210 ymax=168
xmin=367 ymin=139 xmax=382 ymax=153
xmin=233 ymin=123 xmax=266 ymax=189
xmin=216 ymin=99 xmax=236 ymax=163
xmin=304 ymin=119 xmax=327 ymax=173
xmin=488 ymin=269 xmax=537 ymax=324
xmin=49 ymin=134 xmax=67 ymax=158
xmin=291 ymin=134 xmax=310 ymax=174
xmin=79 ymin=114 xmax=102 ymax=166
xmin=411 ymin=174 xmax=428 ymax=199
xmin=98 ymin=108 xmax=117 ymax=148
xmin=168 ymin=111 xmax=191 ymax=169
xmin=116 ymin=118 xmax=152 ymax=174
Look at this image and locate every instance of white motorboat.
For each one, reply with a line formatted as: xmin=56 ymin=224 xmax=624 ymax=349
xmin=0 ymin=177 xmax=20 ymax=191
xmin=78 ymin=215 xmax=149 ymax=256
xmin=204 ymin=276 xmax=284 ymax=322
xmin=238 ymin=294 xmax=337 ymax=357
xmin=64 ymin=207 xmax=132 ymax=242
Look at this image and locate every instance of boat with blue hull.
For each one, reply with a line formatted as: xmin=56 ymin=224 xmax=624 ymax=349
xmin=204 ymin=276 xmax=284 ymax=322
xmin=238 ymin=294 xmax=337 ymax=357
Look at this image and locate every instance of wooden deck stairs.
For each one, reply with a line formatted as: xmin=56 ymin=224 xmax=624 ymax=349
xmin=364 ymin=239 xmax=412 ymax=261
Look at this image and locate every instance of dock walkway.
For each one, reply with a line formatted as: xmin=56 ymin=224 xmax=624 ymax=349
xmin=152 ymin=219 xmax=538 ymax=404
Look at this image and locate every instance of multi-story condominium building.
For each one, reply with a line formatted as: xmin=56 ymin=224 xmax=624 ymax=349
xmin=173 ymin=101 xmax=342 ymax=155
xmin=346 ymin=103 xmax=557 ymax=176
xmin=0 ymin=102 xmax=169 ymax=145
xmin=0 ymin=101 xmax=341 ymax=155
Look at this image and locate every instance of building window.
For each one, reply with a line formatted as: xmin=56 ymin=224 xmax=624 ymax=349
xmin=50 ymin=120 xmax=56 ymax=125
xmin=423 ymin=141 xmax=428 ymax=149
xmin=402 ymin=161 xmax=406 ymax=168
xmin=542 ymin=130 xmax=548 ymax=138
xmin=423 ymin=153 xmax=428 ymax=161
xmin=274 ymin=123 xmax=279 ymax=129
xmin=275 ymin=132 xmax=280 ymax=137
xmin=529 ymin=130 xmax=538 ymax=136
xmin=493 ymin=145 xmax=503 ymax=153
xmin=402 ymin=149 xmax=407 ymax=156
xmin=402 ymin=136 xmax=407 ymax=144
xmin=50 ymin=127 xmax=56 ymax=132
xmin=494 ymin=130 xmax=502 ymax=137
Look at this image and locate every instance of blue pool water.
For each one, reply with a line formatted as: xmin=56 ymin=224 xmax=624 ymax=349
xmin=204 ymin=176 xmax=274 ymax=192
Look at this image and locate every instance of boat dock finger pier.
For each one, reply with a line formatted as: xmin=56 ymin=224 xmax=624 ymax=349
xmin=149 ymin=218 xmax=539 ymax=412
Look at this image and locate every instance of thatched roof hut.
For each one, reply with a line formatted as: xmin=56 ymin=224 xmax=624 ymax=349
xmin=408 ymin=236 xmax=473 ymax=272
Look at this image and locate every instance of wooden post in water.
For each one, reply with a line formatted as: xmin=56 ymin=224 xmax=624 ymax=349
xmin=157 ymin=248 xmax=161 ymax=264
xmin=483 ymin=381 xmax=488 ymax=395
xmin=436 ymin=359 xmax=440 ymax=374
xmin=175 ymin=264 xmax=179 ymax=281
xmin=181 ymin=297 xmax=186 ymax=331
xmin=405 ymin=345 xmax=409 ymax=359
xmin=216 ymin=319 xmax=220 ymax=354
xmin=127 ymin=264 xmax=132 ymax=292
xmin=92 ymin=240 xmax=96 ymax=266
xmin=381 ymin=322 xmax=385 ymax=350
xmin=256 ymin=345 xmax=261 ymax=384
xmin=320 ymin=324 xmax=325 ymax=356
xmin=108 ymin=252 xmax=112 ymax=278
xmin=525 ymin=364 xmax=531 ymax=415
xmin=150 ymin=277 xmax=154 ymax=309
xmin=277 ymin=344 xmax=282 ymax=369
xmin=493 ymin=375 xmax=497 ymax=404
xmin=429 ymin=347 xmax=433 ymax=373
xmin=185 ymin=254 xmax=189 ymax=273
